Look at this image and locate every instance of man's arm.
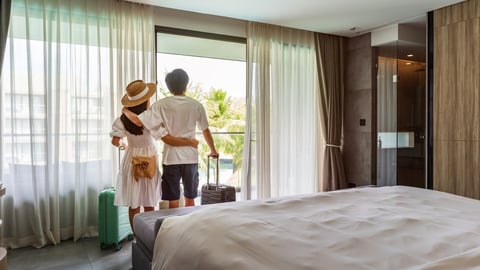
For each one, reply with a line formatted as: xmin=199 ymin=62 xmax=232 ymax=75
xmin=202 ymin=128 xmax=219 ymax=157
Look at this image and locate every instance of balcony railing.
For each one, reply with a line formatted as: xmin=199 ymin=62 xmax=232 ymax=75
xmin=2 ymin=131 xmax=246 ymax=199
xmin=161 ymin=131 xmax=245 ymax=198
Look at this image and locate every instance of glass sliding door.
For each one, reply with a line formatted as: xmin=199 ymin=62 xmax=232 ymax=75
xmin=376 ymin=40 xmax=426 ymax=188
xmin=396 ymin=41 xmax=426 ymax=188
xmin=155 ymin=27 xmax=247 ymax=200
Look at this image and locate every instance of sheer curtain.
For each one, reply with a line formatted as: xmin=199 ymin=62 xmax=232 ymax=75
xmin=0 ymin=0 xmax=155 ymax=248
xmin=242 ymin=22 xmax=320 ymax=199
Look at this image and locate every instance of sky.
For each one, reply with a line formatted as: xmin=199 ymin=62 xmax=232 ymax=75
xmin=157 ymin=53 xmax=246 ymax=99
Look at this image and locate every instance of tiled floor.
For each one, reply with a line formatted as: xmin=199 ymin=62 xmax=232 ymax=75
xmin=6 ymin=237 xmax=133 ymax=270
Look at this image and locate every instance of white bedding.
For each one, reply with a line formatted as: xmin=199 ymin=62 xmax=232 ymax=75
xmin=152 ymin=186 xmax=480 ymax=270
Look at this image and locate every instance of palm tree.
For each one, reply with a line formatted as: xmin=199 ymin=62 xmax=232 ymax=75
xmin=200 ymin=88 xmax=244 ymax=170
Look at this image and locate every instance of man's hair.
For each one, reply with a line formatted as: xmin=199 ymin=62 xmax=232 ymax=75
xmin=165 ymin=68 xmax=189 ymax=95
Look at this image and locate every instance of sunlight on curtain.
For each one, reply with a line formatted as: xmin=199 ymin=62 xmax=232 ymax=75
xmin=0 ymin=0 xmax=154 ymax=248
xmin=243 ymin=22 xmax=320 ymax=199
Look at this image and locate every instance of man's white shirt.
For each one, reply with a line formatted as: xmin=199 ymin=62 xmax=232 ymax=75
xmin=139 ymin=95 xmax=209 ymax=165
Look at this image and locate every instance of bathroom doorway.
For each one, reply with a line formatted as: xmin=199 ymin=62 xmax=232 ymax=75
xmin=376 ymin=36 xmax=426 ymax=188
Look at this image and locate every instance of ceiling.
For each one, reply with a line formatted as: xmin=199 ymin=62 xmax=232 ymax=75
xmin=130 ymin=0 xmax=465 ymax=37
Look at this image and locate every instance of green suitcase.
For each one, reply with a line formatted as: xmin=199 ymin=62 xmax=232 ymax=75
xmin=98 ymin=187 xmax=133 ymax=250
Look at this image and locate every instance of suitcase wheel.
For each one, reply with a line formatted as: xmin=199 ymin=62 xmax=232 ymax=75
xmin=100 ymin=243 xmax=108 ymax=250
xmin=128 ymin=234 xmax=135 ymax=241
xmin=115 ymin=243 xmax=122 ymax=251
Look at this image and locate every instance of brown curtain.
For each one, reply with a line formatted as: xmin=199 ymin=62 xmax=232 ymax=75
xmin=314 ymin=33 xmax=348 ymax=191
xmin=0 ymin=0 xmax=12 ymax=77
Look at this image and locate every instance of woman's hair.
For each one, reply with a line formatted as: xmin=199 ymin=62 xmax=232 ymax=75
xmin=120 ymin=101 xmax=148 ymax=135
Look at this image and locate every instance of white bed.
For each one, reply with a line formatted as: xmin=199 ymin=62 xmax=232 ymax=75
xmin=152 ymin=186 xmax=480 ymax=270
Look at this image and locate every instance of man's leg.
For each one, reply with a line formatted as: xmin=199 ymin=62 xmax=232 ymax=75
xmin=182 ymin=164 xmax=199 ymax=207
xmin=184 ymin=197 xmax=195 ymax=207
xmin=162 ymin=164 xmax=182 ymax=209
xmin=168 ymin=200 xmax=180 ymax=208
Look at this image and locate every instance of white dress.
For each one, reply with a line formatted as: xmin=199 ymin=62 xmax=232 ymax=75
xmin=110 ymin=117 xmax=162 ymax=208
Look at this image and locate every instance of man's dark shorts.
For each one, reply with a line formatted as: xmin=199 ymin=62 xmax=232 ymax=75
xmin=161 ymin=164 xmax=199 ymax=200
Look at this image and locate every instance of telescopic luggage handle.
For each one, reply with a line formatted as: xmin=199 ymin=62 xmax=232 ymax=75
xmin=206 ymin=156 xmax=219 ymax=189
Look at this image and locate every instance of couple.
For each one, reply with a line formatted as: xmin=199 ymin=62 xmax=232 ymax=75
xmin=110 ymin=68 xmax=218 ymax=231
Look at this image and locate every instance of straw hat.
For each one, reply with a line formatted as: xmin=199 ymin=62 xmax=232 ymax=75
xmin=121 ymin=80 xmax=156 ymax=107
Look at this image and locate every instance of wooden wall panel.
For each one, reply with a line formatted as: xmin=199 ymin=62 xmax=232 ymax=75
xmin=434 ymin=0 xmax=480 ymax=199
xmin=433 ymin=140 xmax=449 ymax=192
xmin=433 ymin=26 xmax=449 ymax=141
xmin=472 ymin=19 xmax=480 ymax=141
xmin=435 ymin=0 xmax=480 ymax=26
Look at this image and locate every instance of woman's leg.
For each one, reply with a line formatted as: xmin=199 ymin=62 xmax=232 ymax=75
xmin=128 ymin=207 xmax=140 ymax=233
xmin=143 ymin=206 xmax=154 ymax=212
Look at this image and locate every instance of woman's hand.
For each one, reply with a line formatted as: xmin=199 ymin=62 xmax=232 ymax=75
xmin=118 ymin=142 xmax=127 ymax=150
xmin=112 ymin=136 xmax=127 ymax=150
xmin=190 ymin=138 xmax=199 ymax=148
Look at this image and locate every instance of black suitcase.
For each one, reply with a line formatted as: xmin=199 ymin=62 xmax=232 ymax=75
xmin=201 ymin=156 xmax=236 ymax=205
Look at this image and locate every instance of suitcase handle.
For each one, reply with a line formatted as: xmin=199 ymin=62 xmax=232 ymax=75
xmin=206 ymin=156 xmax=219 ymax=189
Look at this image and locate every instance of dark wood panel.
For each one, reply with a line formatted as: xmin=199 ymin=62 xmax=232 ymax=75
xmin=433 ymin=0 xmax=480 ymax=199
xmin=434 ymin=0 xmax=480 ymax=27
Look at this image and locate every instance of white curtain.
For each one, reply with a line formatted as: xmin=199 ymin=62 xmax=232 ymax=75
xmin=0 ymin=0 xmax=155 ymax=248
xmin=242 ymin=22 xmax=320 ymax=199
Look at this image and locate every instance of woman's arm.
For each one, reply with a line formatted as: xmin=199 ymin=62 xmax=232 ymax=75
xmin=162 ymin=135 xmax=199 ymax=148
xmin=122 ymin=107 xmax=197 ymax=147
xmin=111 ymin=136 xmax=127 ymax=149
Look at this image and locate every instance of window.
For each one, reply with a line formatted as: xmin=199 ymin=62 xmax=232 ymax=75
xmin=155 ymin=27 xmax=247 ymax=197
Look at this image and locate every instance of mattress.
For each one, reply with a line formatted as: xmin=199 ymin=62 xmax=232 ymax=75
xmin=151 ymin=186 xmax=480 ymax=270
xmin=132 ymin=206 xmax=205 ymax=269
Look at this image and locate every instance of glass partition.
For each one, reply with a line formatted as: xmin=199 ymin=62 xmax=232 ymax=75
xmin=377 ymin=44 xmax=398 ymax=186
xmin=376 ymin=40 xmax=426 ymax=188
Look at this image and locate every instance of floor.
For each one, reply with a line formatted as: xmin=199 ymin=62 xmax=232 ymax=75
xmin=6 ymin=237 xmax=133 ymax=270
xmin=5 ymin=199 xmax=210 ymax=270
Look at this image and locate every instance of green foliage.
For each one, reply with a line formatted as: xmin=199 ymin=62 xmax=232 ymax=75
xmin=205 ymin=88 xmax=234 ymax=129
xmin=198 ymin=88 xmax=245 ymax=172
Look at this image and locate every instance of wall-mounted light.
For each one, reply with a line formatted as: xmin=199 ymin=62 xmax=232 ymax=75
xmin=407 ymin=54 xmax=414 ymax=58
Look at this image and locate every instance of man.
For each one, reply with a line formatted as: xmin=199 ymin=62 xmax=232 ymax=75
xmin=124 ymin=69 xmax=218 ymax=208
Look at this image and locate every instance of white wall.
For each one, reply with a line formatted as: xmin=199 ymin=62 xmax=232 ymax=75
xmin=371 ymin=23 xmax=425 ymax=47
